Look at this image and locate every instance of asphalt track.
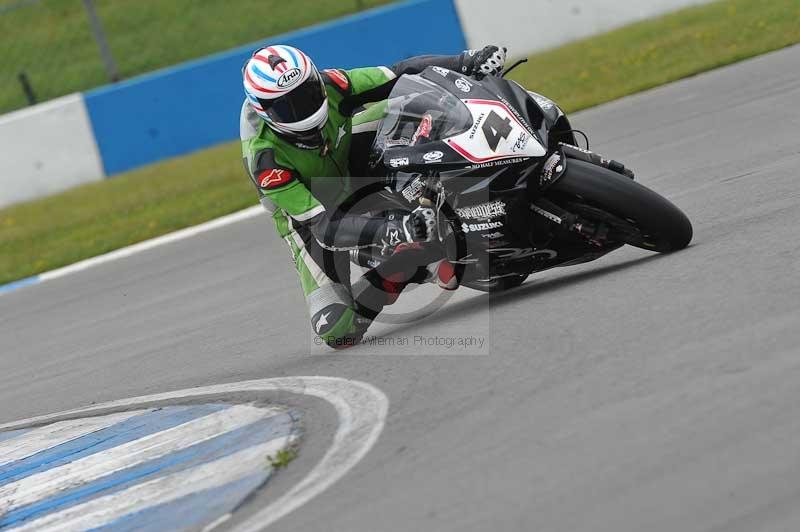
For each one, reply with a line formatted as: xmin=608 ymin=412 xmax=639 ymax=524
xmin=2 ymin=45 xmax=800 ymax=531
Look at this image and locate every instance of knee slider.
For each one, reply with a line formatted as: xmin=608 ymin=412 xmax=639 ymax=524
xmin=311 ymin=303 xmax=362 ymax=348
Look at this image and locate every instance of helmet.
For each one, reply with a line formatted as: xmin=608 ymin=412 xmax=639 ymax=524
xmin=243 ymin=45 xmax=328 ymax=144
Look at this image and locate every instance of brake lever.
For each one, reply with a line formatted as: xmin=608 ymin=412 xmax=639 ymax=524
xmin=501 ymin=58 xmax=528 ymax=78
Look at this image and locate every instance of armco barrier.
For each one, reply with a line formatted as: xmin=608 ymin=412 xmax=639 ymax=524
xmin=83 ymin=0 xmax=466 ymax=176
xmin=454 ymin=0 xmax=715 ymax=57
xmin=0 ymin=93 xmax=103 ymax=208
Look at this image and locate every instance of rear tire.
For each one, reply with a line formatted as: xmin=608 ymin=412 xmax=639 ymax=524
xmin=548 ymin=160 xmax=692 ymax=252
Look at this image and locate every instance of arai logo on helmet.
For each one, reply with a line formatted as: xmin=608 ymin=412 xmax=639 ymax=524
xmin=277 ymin=68 xmax=303 ymax=88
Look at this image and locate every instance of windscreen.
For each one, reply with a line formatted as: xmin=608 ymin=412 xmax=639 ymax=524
xmin=371 ymin=74 xmax=472 ymax=159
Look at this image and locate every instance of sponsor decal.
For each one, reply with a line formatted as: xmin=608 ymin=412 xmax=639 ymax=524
xmin=482 ymin=231 xmax=504 ymax=239
xmin=531 ymin=93 xmax=555 ymax=111
xmin=496 ymin=95 xmax=534 ymax=134
xmin=423 ymin=150 xmax=444 ymax=163
xmin=468 ymin=156 xmax=527 ymax=169
xmin=563 ymin=143 xmax=592 ymax=155
xmin=324 ymin=69 xmax=350 ymax=91
xmin=411 ymin=114 xmax=433 ymax=145
xmin=530 ymin=204 xmax=562 ymax=224
xmin=388 ymin=229 xmax=401 ymax=246
xmin=540 ymin=152 xmax=562 ymax=186
xmin=511 ymin=131 xmax=531 ymax=153
xmin=389 ymin=157 xmax=410 ymax=168
xmin=432 ymin=66 xmax=450 ymax=77
xmin=456 ymin=200 xmax=507 ymax=220
xmin=455 ymin=78 xmax=472 ymax=93
xmin=386 ymin=137 xmax=411 ymax=147
xmin=258 ymin=168 xmax=293 ymax=189
xmin=461 ymin=221 xmax=503 ymax=233
xmin=276 ymin=68 xmax=302 ymax=88
xmin=401 ymin=177 xmax=425 ymax=202
xmin=487 ymin=248 xmax=558 ymax=260
xmin=468 ymin=112 xmax=487 ymax=140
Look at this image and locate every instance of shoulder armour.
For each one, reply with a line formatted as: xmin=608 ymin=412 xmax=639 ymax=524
xmin=322 ymin=69 xmax=352 ymax=96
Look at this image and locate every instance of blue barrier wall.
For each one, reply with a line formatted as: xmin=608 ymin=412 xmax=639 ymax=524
xmin=84 ymin=0 xmax=466 ymax=176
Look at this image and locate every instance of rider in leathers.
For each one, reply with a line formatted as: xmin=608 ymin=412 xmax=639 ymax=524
xmin=240 ymin=44 xmax=507 ymax=348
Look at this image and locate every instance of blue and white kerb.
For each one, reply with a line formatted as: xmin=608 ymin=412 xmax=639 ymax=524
xmin=0 ymin=404 xmax=298 ymax=531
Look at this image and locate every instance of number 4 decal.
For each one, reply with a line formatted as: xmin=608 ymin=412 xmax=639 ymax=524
xmin=481 ymin=110 xmax=513 ymax=151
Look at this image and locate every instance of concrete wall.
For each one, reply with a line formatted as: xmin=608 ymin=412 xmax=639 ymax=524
xmin=454 ymin=0 xmax=714 ymax=56
xmin=0 ymin=94 xmax=103 ymax=208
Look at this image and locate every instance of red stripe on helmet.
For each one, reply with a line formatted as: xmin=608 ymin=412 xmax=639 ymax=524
xmin=245 ymin=69 xmax=281 ymax=94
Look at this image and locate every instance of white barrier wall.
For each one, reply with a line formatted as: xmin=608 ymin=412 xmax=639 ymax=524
xmin=0 ymin=94 xmax=104 ymax=208
xmin=455 ymin=0 xmax=715 ymax=56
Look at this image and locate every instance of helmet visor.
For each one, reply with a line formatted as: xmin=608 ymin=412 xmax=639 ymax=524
xmin=258 ymin=69 xmax=327 ymax=126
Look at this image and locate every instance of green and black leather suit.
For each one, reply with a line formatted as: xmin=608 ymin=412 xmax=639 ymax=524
xmin=240 ymin=53 xmax=482 ymax=347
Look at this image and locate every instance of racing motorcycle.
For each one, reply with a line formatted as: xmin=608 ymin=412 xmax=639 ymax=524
xmin=351 ymin=63 xmax=692 ymax=292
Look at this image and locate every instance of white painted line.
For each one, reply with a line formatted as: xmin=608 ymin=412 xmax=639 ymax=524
xmin=0 ymin=410 xmax=143 ymax=467
xmin=13 ymin=436 xmax=292 ymax=532
xmin=0 ymin=377 xmax=389 ymax=530
xmin=37 ymin=206 xmax=263 ymax=282
xmin=0 ymin=405 xmax=281 ymax=512
xmin=0 ymin=205 xmax=264 ymax=296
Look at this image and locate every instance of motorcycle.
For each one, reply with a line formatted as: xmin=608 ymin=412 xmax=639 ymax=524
xmin=350 ymin=63 xmax=692 ymax=293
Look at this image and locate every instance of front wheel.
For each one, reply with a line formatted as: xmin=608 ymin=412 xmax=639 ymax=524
xmin=548 ymin=160 xmax=693 ymax=252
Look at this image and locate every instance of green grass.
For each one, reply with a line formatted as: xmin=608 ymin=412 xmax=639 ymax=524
xmin=267 ymin=447 xmax=298 ymax=469
xmin=0 ymin=0 xmax=393 ymax=113
xmin=2 ymin=0 xmax=800 ymax=285
xmin=508 ymin=0 xmax=800 ymax=113
xmin=0 ymin=141 xmax=249 ymax=283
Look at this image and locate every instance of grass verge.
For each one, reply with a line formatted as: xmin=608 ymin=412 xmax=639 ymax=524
xmin=2 ymin=0 xmax=800 ymax=285
xmin=507 ymin=0 xmax=800 ymax=113
xmin=0 ymin=0 xmax=394 ymax=113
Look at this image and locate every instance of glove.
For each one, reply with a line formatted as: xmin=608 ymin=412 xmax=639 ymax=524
xmin=380 ymin=208 xmax=436 ymax=248
xmin=461 ymin=45 xmax=507 ymax=77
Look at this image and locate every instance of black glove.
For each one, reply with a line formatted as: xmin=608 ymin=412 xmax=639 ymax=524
xmin=380 ymin=208 xmax=436 ymax=247
xmin=460 ymin=45 xmax=507 ymax=77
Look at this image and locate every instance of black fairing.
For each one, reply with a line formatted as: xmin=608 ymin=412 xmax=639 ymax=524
xmin=369 ymin=67 xmax=598 ymax=285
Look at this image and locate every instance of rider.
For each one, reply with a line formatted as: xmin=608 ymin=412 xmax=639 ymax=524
xmin=240 ymin=44 xmax=507 ymax=348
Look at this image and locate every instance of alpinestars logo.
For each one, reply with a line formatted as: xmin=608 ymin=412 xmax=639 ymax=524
xmin=258 ymin=168 xmax=292 ymax=189
xmin=315 ymin=312 xmax=331 ymax=334
xmin=456 ymin=200 xmax=506 ymax=220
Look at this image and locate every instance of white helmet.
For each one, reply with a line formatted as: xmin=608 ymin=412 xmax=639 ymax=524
xmin=243 ymin=45 xmax=328 ymax=141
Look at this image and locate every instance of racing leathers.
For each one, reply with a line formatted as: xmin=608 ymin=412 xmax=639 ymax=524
xmin=240 ymin=49 xmax=502 ymax=348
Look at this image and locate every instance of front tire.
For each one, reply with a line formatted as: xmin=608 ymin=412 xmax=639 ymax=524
xmin=548 ymin=160 xmax=692 ymax=252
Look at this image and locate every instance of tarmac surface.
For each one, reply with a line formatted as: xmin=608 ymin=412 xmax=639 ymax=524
xmin=2 ymin=45 xmax=800 ymax=531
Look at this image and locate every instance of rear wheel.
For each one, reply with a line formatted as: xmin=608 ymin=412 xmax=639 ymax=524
xmin=548 ymin=160 xmax=692 ymax=252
